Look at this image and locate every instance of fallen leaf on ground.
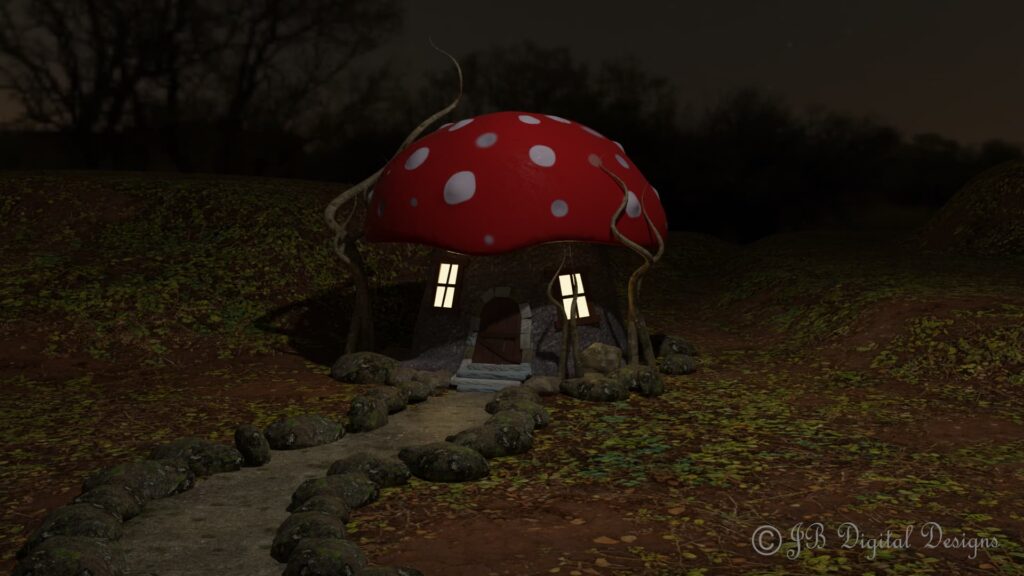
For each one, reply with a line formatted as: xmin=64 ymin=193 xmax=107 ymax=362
xmin=620 ymin=535 xmax=637 ymax=543
xmin=593 ymin=536 xmax=618 ymax=545
xmin=594 ymin=558 xmax=610 ymax=568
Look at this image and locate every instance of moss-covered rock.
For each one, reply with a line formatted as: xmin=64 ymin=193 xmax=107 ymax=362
xmin=19 ymin=504 xmax=122 ymax=556
xmin=395 ymin=378 xmax=432 ymax=403
xmin=398 ymin=442 xmax=489 ymax=483
xmin=484 ymin=398 xmax=550 ymax=429
xmin=327 ymin=453 xmax=410 ymax=488
xmin=264 ymin=414 xmax=343 ymax=450
xmin=330 ymin=352 xmax=397 ymax=384
xmin=484 ymin=410 xmax=537 ymax=432
xmin=522 ymin=375 xmax=561 ymax=396
xmin=660 ymin=353 xmax=696 ymax=375
xmin=13 ymin=536 xmax=126 ymax=576
xmin=346 ymin=396 xmax=389 ymax=433
xmin=446 ymin=421 xmax=533 ymax=459
xmin=366 ymin=386 xmax=408 ymax=414
xmin=283 ymin=537 xmax=367 ymax=576
xmin=82 ymin=459 xmax=194 ymax=501
xmin=288 ymin=472 xmax=379 ymax=512
xmin=561 ymin=372 xmax=631 ymax=402
xmin=234 ymin=424 xmax=271 ymax=466
xmin=74 ymin=484 xmax=144 ymax=522
xmin=271 ymin=512 xmax=346 ymax=563
xmin=413 ymin=369 xmax=452 ymax=395
xmin=292 ymin=495 xmax=352 ymax=522
xmin=580 ymin=342 xmax=624 ymax=374
xmin=385 ymin=366 xmax=418 ymax=386
xmin=612 ymin=365 xmax=665 ymax=397
xmin=492 ymin=385 xmax=542 ymax=405
xmin=149 ymin=437 xmax=243 ymax=476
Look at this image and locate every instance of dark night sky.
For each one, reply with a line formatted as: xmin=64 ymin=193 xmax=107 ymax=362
xmin=2 ymin=0 xmax=1022 ymax=145
xmin=372 ymin=0 xmax=1024 ymax=145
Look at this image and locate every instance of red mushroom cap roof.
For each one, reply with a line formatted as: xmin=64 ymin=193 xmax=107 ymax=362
xmin=364 ymin=111 xmax=668 ymax=255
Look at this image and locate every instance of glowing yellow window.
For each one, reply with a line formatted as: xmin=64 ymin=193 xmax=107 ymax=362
xmin=433 ymin=263 xmax=459 ymax=308
xmin=558 ymin=273 xmax=590 ymax=319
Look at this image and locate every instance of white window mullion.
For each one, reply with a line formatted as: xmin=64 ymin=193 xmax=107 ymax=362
xmin=558 ymin=273 xmax=590 ymax=319
xmin=433 ymin=262 xmax=460 ymax=309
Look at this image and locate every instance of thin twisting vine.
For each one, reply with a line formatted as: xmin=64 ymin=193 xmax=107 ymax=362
xmin=323 ymin=40 xmax=464 ymax=354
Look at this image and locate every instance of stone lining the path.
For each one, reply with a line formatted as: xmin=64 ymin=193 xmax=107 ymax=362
xmin=110 ymin=391 xmax=489 ymax=576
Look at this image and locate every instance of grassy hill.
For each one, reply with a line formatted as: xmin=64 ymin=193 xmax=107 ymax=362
xmin=919 ymin=159 xmax=1024 ymax=255
xmin=0 ymin=171 xmax=431 ymax=368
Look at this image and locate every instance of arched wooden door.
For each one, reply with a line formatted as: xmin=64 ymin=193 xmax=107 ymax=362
xmin=472 ymin=297 xmax=522 ymax=364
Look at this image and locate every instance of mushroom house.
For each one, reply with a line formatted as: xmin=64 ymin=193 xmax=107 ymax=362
xmin=367 ymin=111 xmax=667 ymax=390
xmin=325 ymin=75 xmax=669 ymax=392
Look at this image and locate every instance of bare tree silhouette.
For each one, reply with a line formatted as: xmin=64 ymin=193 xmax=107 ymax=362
xmin=0 ymin=0 xmax=191 ymax=164
xmin=0 ymin=0 xmax=402 ymax=168
xmin=201 ymin=0 xmax=401 ymax=170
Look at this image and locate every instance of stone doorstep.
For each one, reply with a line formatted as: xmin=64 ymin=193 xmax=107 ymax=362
xmin=450 ymin=376 xmax=523 ymax=392
xmin=456 ymin=362 xmax=533 ymax=381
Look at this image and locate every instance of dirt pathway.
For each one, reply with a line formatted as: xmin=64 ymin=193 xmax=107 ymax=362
xmin=117 ymin=391 xmax=492 ymax=576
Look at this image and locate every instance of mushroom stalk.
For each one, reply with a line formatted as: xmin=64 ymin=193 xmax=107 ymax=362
xmin=323 ymin=41 xmax=463 ymax=355
xmin=600 ymin=165 xmax=664 ymax=370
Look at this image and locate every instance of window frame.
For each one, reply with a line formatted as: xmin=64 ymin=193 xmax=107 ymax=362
xmin=541 ymin=266 xmax=600 ymax=328
xmin=558 ymin=272 xmax=591 ymax=320
xmin=429 ymin=252 xmax=468 ymax=312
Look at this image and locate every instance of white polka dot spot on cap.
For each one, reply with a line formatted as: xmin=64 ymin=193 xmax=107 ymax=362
xmin=410 ymin=197 xmax=418 ymax=207
xmin=545 ymin=114 xmax=571 ymax=124
xmin=483 ymin=234 xmax=495 ymax=246
xmin=449 ymin=118 xmax=474 ymax=131
xmin=551 ymin=199 xmax=569 ymax=218
xmin=475 ymin=132 xmax=498 ymax=148
xmin=443 ymin=171 xmax=476 ymax=205
xmin=404 ymin=147 xmax=429 ymax=170
xmin=529 ymin=145 xmax=556 ymax=167
xmin=518 ymin=114 xmax=541 ymax=125
xmin=615 ymin=154 xmax=630 ymax=169
xmin=626 ymin=191 xmax=642 ymax=218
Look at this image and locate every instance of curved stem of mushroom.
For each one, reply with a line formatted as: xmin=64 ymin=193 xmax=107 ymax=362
xmin=323 ymin=41 xmax=464 ymax=355
xmin=546 ymin=248 xmax=583 ymax=380
xmin=633 ymin=192 xmax=665 ymax=368
xmin=568 ymin=264 xmax=582 ymax=378
xmin=546 ymin=250 xmax=569 ymax=381
xmin=600 ymin=165 xmax=663 ymax=371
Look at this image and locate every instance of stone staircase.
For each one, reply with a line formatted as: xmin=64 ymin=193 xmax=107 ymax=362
xmin=450 ymin=361 xmax=533 ymax=392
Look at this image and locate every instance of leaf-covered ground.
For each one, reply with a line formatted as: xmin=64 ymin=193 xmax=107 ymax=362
xmin=1 ymin=173 xmax=1022 ymax=575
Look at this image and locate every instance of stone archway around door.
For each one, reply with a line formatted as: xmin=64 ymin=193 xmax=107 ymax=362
xmin=452 ymin=287 xmax=534 ymax=391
